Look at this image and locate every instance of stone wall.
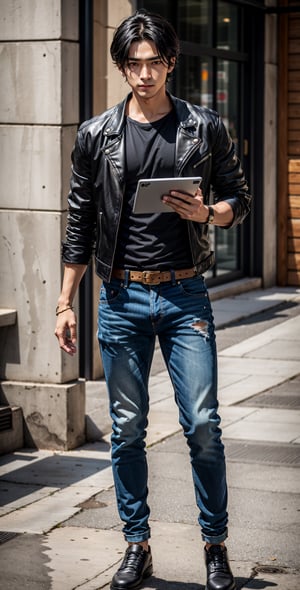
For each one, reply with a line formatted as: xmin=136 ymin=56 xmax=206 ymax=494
xmin=0 ymin=0 xmax=84 ymax=449
xmin=0 ymin=0 xmax=135 ymax=449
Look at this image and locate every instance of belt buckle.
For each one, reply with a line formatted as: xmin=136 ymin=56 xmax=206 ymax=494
xmin=142 ymin=270 xmax=161 ymax=285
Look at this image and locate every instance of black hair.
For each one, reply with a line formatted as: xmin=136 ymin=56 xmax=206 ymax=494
xmin=110 ymin=10 xmax=180 ymax=73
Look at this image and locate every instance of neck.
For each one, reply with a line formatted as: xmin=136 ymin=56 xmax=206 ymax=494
xmin=127 ymin=90 xmax=172 ymax=123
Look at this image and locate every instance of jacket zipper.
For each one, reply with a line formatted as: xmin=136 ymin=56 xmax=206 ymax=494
xmin=193 ymin=152 xmax=212 ymax=168
xmin=178 ymin=141 xmax=202 ymax=175
xmin=105 ymin=153 xmax=125 ymax=281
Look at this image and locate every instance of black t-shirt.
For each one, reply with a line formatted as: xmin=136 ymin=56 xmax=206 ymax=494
xmin=113 ymin=109 xmax=193 ymax=270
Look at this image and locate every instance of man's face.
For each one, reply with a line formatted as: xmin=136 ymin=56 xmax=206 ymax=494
xmin=122 ymin=40 xmax=175 ymax=99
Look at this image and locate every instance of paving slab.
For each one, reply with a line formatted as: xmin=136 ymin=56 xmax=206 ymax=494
xmin=218 ymin=356 xmax=299 ymax=378
xmin=245 ymin=407 xmax=300 ymax=424
xmin=226 ymin=461 xmax=300 ymax=494
xmin=147 ymin=396 xmax=181 ymax=445
xmin=42 ymin=527 xmax=125 ymax=590
xmin=222 ymin=407 xmax=300 ymax=445
xmin=0 ymin=452 xmax=111 ymax=487
xmin=243 ymin=338 xmax=300 ymax=361
xmin=239 ymin=375 xmax=300 ymax=409
xmin=212 ymin=286 xmax=300 ymax=306
xmin=243 ymin=570 xmax=300 ymax=590
xmin=218 ymin=406 xmax=257 ymax=427
xmin=218 ymin=373 xmax=299 ymax=407
xmin=0 ymin=448 xmax=53 ymax=477
xmin=61 ymin=487 xmax=121 ymax=530
xmin=148 ymin=373 xmax=174 ymax=402
xmin=223 ymin=417 xmax=300 ymax=443
xmin=218 ymin=356 xmax=300 ymax=406
xmin=0 ymin=481 xmax=57 ymax=515
xmin=0 ymin=469 xmax=114 ymax=533
xmin=219 ymin=351 xmax=299 ymax=384
xmin=212 ymin=287 xmax=300 ymax=328
xmin=213 ymin=298 xmax=280 ymax=325
xmin=220 ymin=314 xmax=300 ymax=358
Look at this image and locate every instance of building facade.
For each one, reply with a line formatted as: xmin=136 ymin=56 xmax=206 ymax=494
xmin=0 ymin=0 xmax=299 ymax=451
xmin=278 ymin=0 xmax=300 ymax=285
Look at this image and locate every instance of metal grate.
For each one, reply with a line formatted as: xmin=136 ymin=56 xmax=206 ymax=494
xmin=0 ymin=406 xmax=12 ymax=432
xmin=0 ymin=531 xmax=19 ymax=545
xmin=224 ymin=439 xmax=300 ymax=466
xmin=240 ymin=391 xmax=300 ymax=409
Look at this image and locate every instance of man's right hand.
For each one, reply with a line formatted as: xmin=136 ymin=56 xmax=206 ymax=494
xmin=55 ymin=308 xmax=77 ymax=355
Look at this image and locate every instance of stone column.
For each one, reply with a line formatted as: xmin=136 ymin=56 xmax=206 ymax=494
xmin=0 ymin=0 xmax=85 ymax=449
xmin=263 ymin=0 xmax=278 ymax=287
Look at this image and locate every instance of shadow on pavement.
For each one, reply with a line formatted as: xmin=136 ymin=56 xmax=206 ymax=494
xmin=143 ymin=576 xmax=278 ymax=589
xmin=146 ymin=577 xmax=203 ymax=589
xmin=0 ymin=450 xmax=111 ymax=506
xmin=237 ymin=577 xmax=278 ymax=589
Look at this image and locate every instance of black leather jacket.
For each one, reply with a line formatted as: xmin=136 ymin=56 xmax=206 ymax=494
xmin=62 ymin=93 xmax=251 ymax=281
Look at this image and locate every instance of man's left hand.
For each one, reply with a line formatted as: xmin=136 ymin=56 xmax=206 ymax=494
xmin=162 ymin=188 xmax=208 ymax=222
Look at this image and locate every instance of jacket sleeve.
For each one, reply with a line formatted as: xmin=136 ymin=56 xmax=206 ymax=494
xmin=211 ymin=116 xmax=252 ymax=228
xmin=62 ymin=125 xmax=97 ymax=264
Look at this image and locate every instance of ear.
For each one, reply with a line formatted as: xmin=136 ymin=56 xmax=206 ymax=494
xmin=167 ymin=57 xmax=176 ymax=74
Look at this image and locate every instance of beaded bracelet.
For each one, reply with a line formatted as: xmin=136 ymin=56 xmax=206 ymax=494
xmin=55 ymin=305 xmax=74 ymax=316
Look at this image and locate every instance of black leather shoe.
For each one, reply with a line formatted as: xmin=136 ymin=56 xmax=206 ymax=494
xmin=110 ymin=544 xmax=153 ymax=589
xmin=205 ymin=545 xmax=236 ymax=590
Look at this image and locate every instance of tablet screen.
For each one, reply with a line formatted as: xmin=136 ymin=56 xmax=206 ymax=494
xmin=133 ymin=177 xmax=202 ymax=214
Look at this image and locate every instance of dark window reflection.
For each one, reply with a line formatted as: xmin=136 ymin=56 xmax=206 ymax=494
xmin=177 ymin=55 xmax=213 ymax=109
xmin=216 ymin=59 xmax=240 ymax=152
xmin=178 ymin=0 xmax=210 ymax=45
xmin=217 ymin=2 xmax=240 ymax=51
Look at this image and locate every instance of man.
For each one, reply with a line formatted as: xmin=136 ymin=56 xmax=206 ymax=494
xmin=55 ymin=10 xmax=251 ymax=590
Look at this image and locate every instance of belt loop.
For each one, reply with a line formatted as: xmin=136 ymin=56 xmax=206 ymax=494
xmin=124 ymin=269 xmax=129 ymax=289
xmin=170 ymin=269 xmax=177 ymax=286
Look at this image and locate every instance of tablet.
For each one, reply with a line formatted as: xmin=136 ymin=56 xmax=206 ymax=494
xmin=132 ymin=176 xmax=202 ymax=214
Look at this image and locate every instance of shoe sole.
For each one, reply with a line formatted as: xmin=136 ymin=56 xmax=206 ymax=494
xmin=110 ymin=564 xmax=153 ymax=590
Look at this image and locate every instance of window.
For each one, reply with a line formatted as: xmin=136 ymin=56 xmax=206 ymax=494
xmin=178 ymin=0 xmax=210 ymax=45
xmin=217 ymin=2 xmax=240 ymax=51
xmin=138 ymin=0 xmax=254 ymax=284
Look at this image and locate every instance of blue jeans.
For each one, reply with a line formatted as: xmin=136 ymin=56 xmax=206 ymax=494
xmin=98 ymin=274 xmax=228 ymax=544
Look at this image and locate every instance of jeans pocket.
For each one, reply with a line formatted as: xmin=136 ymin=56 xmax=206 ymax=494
xmin=178 ymin=275 xmax=208 ymax=297
xmin=100 ymin=282 xmax=124 ymax=305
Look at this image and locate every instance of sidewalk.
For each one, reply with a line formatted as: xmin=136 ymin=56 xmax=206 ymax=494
xmin=0 ymin=285 xmax=299 ymax=589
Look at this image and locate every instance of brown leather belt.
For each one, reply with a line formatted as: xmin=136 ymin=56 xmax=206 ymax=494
xmin=112 ymin=267 xmax=197 ymax=285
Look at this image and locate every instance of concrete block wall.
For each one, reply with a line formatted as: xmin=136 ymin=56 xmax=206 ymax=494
xmin=106 ymin=0 xmax=135 ymax=108
xmin=1 ymin=380 xmax=85 ymax=451
xmin=93 ymin=0 xmax=133 ymax=114
xmin=0 ymin=0 xmax=84 ymax=449
xmin=0 ymin=0 xmax=135 ymax=449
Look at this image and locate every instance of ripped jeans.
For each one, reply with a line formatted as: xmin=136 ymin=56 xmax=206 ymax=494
xmin=98 ymin=274 xmax=228 ymax=544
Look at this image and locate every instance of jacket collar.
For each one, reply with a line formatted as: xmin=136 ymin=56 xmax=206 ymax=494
xmin=103 ymin=96 xmax=129 ymax=137
xmin=104 ymin=92 xmax=200 ymax=136
xmin=169 ymin=93 xmax=199 ymax=132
